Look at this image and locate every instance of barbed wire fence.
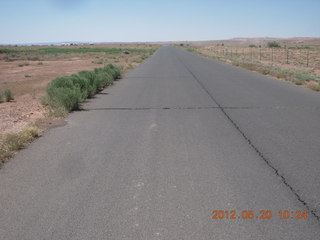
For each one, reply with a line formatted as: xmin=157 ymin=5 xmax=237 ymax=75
xmin=205 ymin=46 xmax=320 ymax=69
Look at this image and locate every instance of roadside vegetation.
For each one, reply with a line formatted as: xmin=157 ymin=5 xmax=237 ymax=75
xmin=0 ymin=88 xmax=14 ymax=102
xmin=1 ymin=64 xmax=121 ymax=166
xmin=45 ymin=64 xmax=121 ymax=113
xmin=4 ymin=89 xmax=14 ymax=101
xmin=180 ymin=43 xmax=320 ymax=92
xmin=0 ymin=44 xmax=158 ymax=166
xmin=0 ymin=46 xmax=156 ymax=62
xmin=0 ymin=47 xmax=152 ymax=55
xmin=267 ymin=41 xmax=281 ymax=48
xmin=0 ymin=126 xmax=42 ymax=166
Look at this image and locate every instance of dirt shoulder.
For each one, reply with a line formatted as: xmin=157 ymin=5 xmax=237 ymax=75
xmin=181 ymin=45 xmax=320 ymax=92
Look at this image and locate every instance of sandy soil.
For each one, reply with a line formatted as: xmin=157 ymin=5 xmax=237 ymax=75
xmin=0 ymin=58 xmax=98 ymax=93
xmin=0 ymin=94 xmax=45 ymax=135
xmin=0 ymin=58 xmax=101 ymax=136
xmin=0 ymin=47 xmax=150 ymax=137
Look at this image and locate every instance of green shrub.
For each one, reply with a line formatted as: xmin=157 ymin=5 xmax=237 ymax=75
xmin=46 ymin=64 xmax=121 ymax=112
xmin=104 ymin=64 xmax=121 ymax=79
xmin=267 ymin=41 xmax=281 ymax=48
xmin=0 ymin=91 xmax=3 ymax=103
xmin=280 ymin=68 xmax=320 ymax=83
xmin=186 ymin=48 xmax=196 ymax=52
xmin=69 ymin=74 xmax=90 ymax=100
xmin=78 ymin=71 xmax=97 ymax=97
xmin=93 ymin=73 xmax=105 ymax=91
xmin=48 ymin=76 xmax=75 ymax=88
xmin=294 ymin=70 xmax=318 ymax=82
xmin=47 ymin=85 xmax=82 ymax=111
xmin=4 ymin=89 xmax=14 ymax=102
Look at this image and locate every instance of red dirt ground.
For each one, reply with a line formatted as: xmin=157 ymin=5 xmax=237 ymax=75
xmin=0 ymin=58 xmax=99 ymax=136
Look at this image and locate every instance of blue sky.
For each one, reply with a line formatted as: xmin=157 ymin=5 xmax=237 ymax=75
xmin=0 ymin=0 xmax=319 ymax=44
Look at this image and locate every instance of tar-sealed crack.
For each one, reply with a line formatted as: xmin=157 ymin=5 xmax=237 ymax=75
xmin=177 ymin=56 xmax=320 ymax=222
xmin=87 ymin=106 xmax=320 ymax=111
xmin=87 ymin=107 xmax=254 ymax=111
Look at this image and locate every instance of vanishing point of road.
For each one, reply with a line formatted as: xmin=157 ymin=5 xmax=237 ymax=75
xmin=1 ymin=46 xmax=320 ymax=239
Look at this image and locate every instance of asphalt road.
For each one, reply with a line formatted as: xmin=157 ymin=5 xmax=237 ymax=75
xmin=1 ymin=46 xmax=320 ymax=239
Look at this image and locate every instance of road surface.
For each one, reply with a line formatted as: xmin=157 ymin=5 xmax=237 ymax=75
xmin=1 ymin=46 xmax=320 ymax=239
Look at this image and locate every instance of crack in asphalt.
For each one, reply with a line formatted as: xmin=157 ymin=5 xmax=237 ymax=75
xmin=86 ymin=107 xmax=254 ymax=111
xmin=177 ymin=56 xmax=320 ymax=222
xmin=86 ymin=106 xmax=320 ymax=111
xmin=126 ymin=76 xmax=192 ymax=79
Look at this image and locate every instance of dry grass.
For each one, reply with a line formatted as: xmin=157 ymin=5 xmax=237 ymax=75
xmin=182 ymin=45 xmax=320 ymax=92
xmin=0 ymin=126 xmax=42 ymax=167
xmin=200 ymin=45 xmax=320 ymax=69
xmin=307 ymin=81 xmax=320 ymax=91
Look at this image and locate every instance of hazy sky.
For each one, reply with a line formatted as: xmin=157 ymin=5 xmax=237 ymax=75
xmin=0 ymin=0 xmax=319 ymax=44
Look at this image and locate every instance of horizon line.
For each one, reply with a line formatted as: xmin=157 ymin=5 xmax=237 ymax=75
xmin=1 ymin=37 xmax=320 ymax=46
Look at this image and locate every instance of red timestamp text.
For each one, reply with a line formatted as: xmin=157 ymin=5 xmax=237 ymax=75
xmin=211 ymin=210 xmax=308 ymax=220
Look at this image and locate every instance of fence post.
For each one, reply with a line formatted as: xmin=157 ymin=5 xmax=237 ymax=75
xmin=286 ymin=49 xmax=289 ymax=64
xmin=306 ymin=50 xmax=309 ymax=67
xmin=259 ymin=48 xmax=262 ymax=61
